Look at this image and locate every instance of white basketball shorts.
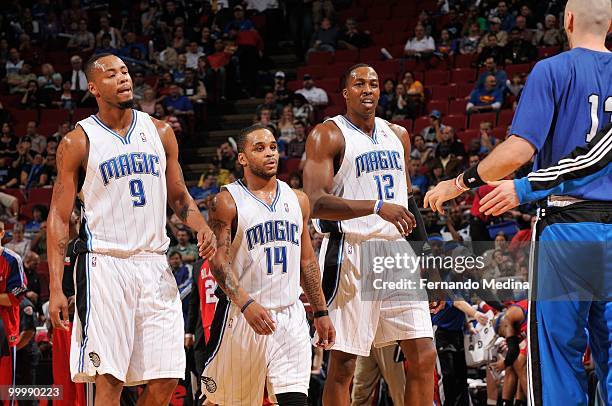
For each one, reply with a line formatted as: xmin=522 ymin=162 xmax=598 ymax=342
xmin=201 ymin=299 xmax=311 ymax=405
xmin=70 ymin=252 xmax=185 ymax=386
xmin=315 ymin=233 xmax=433 ymax=356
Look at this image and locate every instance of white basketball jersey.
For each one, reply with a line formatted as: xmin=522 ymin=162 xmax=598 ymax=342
xmin=321 ymin=115 xmax=408 ymax=239
xmin=224 ymin=180 xmax=303 ymax=309
xmin=77 ymin=109 xmax=170 ymax=256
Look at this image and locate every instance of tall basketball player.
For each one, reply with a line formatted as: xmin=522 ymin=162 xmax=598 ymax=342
xmin=200 ymin=124 xmax=335 ymax=406
xmin=47 ymin=53 xmax=217 ymax=406
xmin=303 ymin=64 xmax=436 ymax=406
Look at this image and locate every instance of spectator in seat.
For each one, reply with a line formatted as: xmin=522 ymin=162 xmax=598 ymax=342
xmin=190 ymin=172 xmax=219 ymax=202
xmin=213 ymin=142 xmax=237 ymax=171
xmin=377 ymin=79 xmax=396 ymax=119
xmin=476 ymin=57 xmax=507 ymax=90
xmin=519 ymin=4 xmax=538 ymax=29
xmin=0 ymin=124 xmax=17 ymax=161
xmin=163 ymin=84 xmax=194 ymax=118
xmin=485 ymin=17 xmax=508 ymax=47
xmin=49 ymin=122 xmax=70 ymax=146
xmin=404 ymin=24 xmax=435 ymax=61
xmin=478 ymin=121 xmax=499 ymax=154
xmin=391 ymin=83 xmax=418 ymax=120
xmin=430 ymin=143 xmax=463 ymax=180
xmin=171 ymin=54 xmax=188 ymax=84
xmin=409 ymin=160 xmax=429 ymax=195
xmin=514 ymin=15 xmax=534 ymax=43
xmin=24 ymin=122 xmax=46 ymax=155
xmin=36 ymin=63 xmax=55 ymax=88
xmin=120 ymin=32 xmax=147 ymax=59
xmin=95 ymin=15 xmax=124 ymax=49
xmin=184 ymin=41 xmax=204 ymax=69
xmin=7 ymin=64 xmax=36 ymax=95
xmin=235 ymin=26 xmax=264 ymax=97
xmin=295 ymin=74 xmax=328 ymax=107
xmin=168 ymin=228 xmax=198 ymax=265
xmin=67 ymin=19 xmax=95 ymax=53
xmin=442 ymin=9 xmax=463 ymax=39
xmin=0 ymin=156 xmax=18 ymax=188
xmin=436 ymin=29 xmax=457 ymax=58
xmin=131 ymin=71 xmax=152 ymax=102
xmin=94 ymin=33 xmax=119 ymax=56
xmin=478 ymin=33 xmax=505 ymax=66
xmin=168 ymin=251 xmax=192 ymax=322
xmin=459 ymin=24 xmax=482 ymax=55
xmin=312 ymin=0 xmax=335 ymax=25
xmin=171 ymin=26 xmax=189 ymax=54
xmin=5 ymin=48 xmax=24 ymax=76
xmin=182 ymin=68 xmax=207 ymax=109
xmin=64 ymin=55 xmax=88 ymax=94
xmin=402 ymin=71 xmax=424 ymax=103
xmin=287 ymin=120 xmax=307 ymax=158
xmin=410 ymin=134 xmax=435 ymax=166
xmin=532 ymin=14 xmax=563 ymax=47
xmin=291 ymin=93 xmax=315 ymax=127
xmin=288 ymin=172 xmax=302 ymax=190
xmin=6 ymin=223 xmax=30 ymax=259
xmin=53 ymin=80 xmax=77 ymax=110
xmin=467 ymin=75 xmax=504 ymax=114
xmin=421 ymin=110 xmax=447 ymax=143
xmin=137 ymin=88 xmax=157 ymax=115
xmin=503 ymin=28 xmax=536 ymax=65
xmin=337 ymin=19 xmax=371 ymax=50
xmin=20 ymin=152 xmax=49 ymax=189
xmin=306 ymin=17 xmax=339 ymax=60
xmin=19 ymin=80 xmax=42 ymax=109
xmin=496 ymin=1 xmax=515 ymax=32
xmin=256 ymin=92 xmax=283 ymax=121
xmin=461 ymin=6 xmax=482 ymax=37
xmin=273 ymin=71 xmax=292 ymax=104
xmin=199 ymin=27 xmax=215 ymax=56
xmin=506 ymin=73 xmax=525 ymax=97
xmin=225 ymin=5 xmax=255 ymax=33
xmin=254 ymin=108 xmax=278 ymax=135
xmin=436 ymin=126 xmax=466 ymax=161
xmin=277 ymin=106 xmax=297 ymax=156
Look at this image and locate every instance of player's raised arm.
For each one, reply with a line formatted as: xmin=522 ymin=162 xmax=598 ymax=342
xmin=303 ymin=121 xmax=415 ymax=235
xmin=47 ymin=127 xmax=87 ymax=330
xmin=479 ymin=123 xmax=612 ymax=215
xmin=294 ymin=189 xmax=335 ymax=349
xmin=155 ymin=117 xmax=216 ymax=259
xmin=207 ymin=190 xmax=276 ymax=335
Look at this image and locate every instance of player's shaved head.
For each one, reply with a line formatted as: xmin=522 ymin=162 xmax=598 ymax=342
xmin=565 ymin=0 xmax=612 ymax=37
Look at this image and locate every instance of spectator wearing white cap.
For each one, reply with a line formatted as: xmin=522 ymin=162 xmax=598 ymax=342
xmin=273 ymin=71 xmax=291 ymax=103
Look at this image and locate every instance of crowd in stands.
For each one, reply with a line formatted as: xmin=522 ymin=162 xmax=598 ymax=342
xmin=0 ymin=0 xmax=606 ymax=404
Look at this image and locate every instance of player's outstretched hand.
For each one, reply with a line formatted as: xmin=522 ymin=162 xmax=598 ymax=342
xmin=197 ymin=225 xmax=217 ymax=259
xmin=378 ymin=202 xmax=416 ymax=236
xmin=243 ymin=300 xmax=276 ymax=335
xmin=314 ymin=316 xmax=336 ymax=350
xmin=478 ymin=180 xmax=520 ymax=216
xmin=49 ymin=289 xmax=70 ymax=331
xmin=424 ymin=179 xmax=464 ymax=214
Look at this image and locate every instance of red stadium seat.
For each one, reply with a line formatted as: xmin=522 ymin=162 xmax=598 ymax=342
xmin=469 ymin=112 xmax=497 ymax=130
xmin=456 ymin=129 xmax=479 ymax=145
xmin=326 ymin=62 xmax=355 ymax=79
xmin=0 ymin=94 xmax=21 ymax=109
xmin=1 ymin=188 xmax=27 ymax=205
xmin=455 ymin=83 xmax=475 ymax=99
xmin=317 ymin=78 xmax=341 ymax=94
xmin=537 ymin=46 xmax=560 ymax=60
xmin=454 ymin=54 xmax=478 ymax=68
xmin=391 ymin=119 xmax=413 ymax=133
xmin=492 ymin=127 xmax=507 ymax=139
xmin=425 ymin=70 xmax=451 ymax=85
xmin=39 ymin=109 xmax=70 ymax=135
xmin=504 ymin=63 xmax=531 ymax=78
xmin=391 ymin=5 xmax=418 ymax=18
xmin=371 ymin=32 xmax=393 ymax=47
xmin=287 ymin=80 xmax=301 ymax=92
xmin=360 ymin=21 xmax=382 ymax=34
xmin=144 ymin=75 xmax=158 ymax=89
xmin=451 ymin=68 xmax=477 ymax=84
xmin=427 ymin=100 xmax=448 ymax=116
xmin=280 ymin=158 xmax=301 ymax=174
xmin=366 ymin=6 xmax=391 ymax=21
xmin=386 ymin=19 xmax=410 ymax=33
xmin=338 ymin=8 xmax=365 ymax=23
xmin=334 ymin=49 xmax=359 ymax=63
xmin=322 ymin=105 xmax=344 ymax=119
xmin=297 ymin=65 xmax=326 ymax=80
xmin=497 ymin=109 xmax=514 ymax=127
xmin=28 ymin=188 xmax=53 ymax=206
xmin=392 ymin=31 xmax=411 ymax=46
xmin=445 ymin=114 xmax=467 ymax=130
xmin=449 ymin=99 xmax=467 ymax=115
xmin=388 ymin=44 xmax=405 ymax=59
xmin=9 ymin=109 xmax=38 ymax=136
xmin=359 ymin=47 xmax=383 ymax=62
xmin=413 ymin=116 xmax=431 ymax=134
xmin=371 ymin=60 xmax=401 ymax=81
xmin=72 ymin=107 xmax=96 ymax=123
xmin=428 ymin=85 xmax=456 ymax=101
xmin=308 ymin=51 xmax=334 ymax=65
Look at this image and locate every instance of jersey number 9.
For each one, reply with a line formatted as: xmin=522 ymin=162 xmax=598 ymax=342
xmin=129 ymin=179 xmax=147 ymax=207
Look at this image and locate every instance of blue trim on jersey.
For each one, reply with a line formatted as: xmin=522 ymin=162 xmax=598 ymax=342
xmin=342 ymin=115 xmax=378 ymax=144
xmin=90 ymin=110 xmax=137 ymax=145
xmin=78 ymin=253 xmax=91 ymax=373
xmin=237 ymin=179 xmax=281 ymax=212
xmin=327 ymin=234 xmax=345 ymax=306
xmin=82 ymin=212 xmax=93 ymax=251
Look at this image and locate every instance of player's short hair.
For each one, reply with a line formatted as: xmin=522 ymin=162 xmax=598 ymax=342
xmin=237 ymin=124 xmax=271 ymax=153
xmin=84 ymin=52 xmax=116 ymax=80
xmin=342 ymin=63 xmax=374 ymax=89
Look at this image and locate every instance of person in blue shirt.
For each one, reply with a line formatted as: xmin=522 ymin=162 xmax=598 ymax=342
xmin=467 ymin=75 xmax=504 ymax=114
xmin=163 ymin=84 xmax=194 ymax=117
xmin=476 ymin=57 xmax=508 ymax=91
xmin=424 ymin=1 xmax=612 ymax=404
xmin=224 ymin=5 xmax=255 ymax=33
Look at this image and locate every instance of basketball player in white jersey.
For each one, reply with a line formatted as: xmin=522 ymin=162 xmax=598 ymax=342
xmin=303 ymin=64 xmax=437 ymax=406
xmin=47 ymin=53 xmax=217 ymax=405
xmin=200 ymin=124 xmax=335 ymax=405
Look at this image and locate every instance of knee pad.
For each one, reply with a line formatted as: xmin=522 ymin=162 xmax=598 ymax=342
xmin=275 ymin=392 xmax=308 ymax=406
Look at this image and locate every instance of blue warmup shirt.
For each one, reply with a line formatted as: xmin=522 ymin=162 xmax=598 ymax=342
xmin=510 ymin=48 xmax=612 ymax=201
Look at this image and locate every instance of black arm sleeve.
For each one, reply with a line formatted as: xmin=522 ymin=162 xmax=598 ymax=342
xmin=504 ymin=336 xmax=521 ymax=367
xmin=405 ymin=196 xmax=430 ymax=254
xmin=186 ymin=259 xmax=203 ymax=335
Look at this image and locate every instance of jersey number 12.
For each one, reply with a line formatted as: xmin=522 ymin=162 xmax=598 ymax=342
xmin=587 ymin=95 xmax=612 ymax=142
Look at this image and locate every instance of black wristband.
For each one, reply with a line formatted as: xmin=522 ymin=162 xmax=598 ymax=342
xmin=313 ymin=310 xmax=329 ymax=318
xmin=240 ymin=298 xmax=255 ymax=313
xmin=462 ymin=165 xmax=486 ymax=189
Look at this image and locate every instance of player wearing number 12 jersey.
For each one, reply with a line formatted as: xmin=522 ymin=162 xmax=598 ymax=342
xmin=47 ymin=53 xmax=217 ymax=405
xmin=201 ymin=125 xmax=335 ymax=406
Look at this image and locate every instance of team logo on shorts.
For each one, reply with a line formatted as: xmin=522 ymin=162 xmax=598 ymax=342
xmin=284 ymin=203 xmax=289 ymax=213
xmin=201 ymin=376 xmax=217 ymax=393
xmin=89 ymin=352 xmax=101 ymax=368
xmin=140 ymin=132 xmax=146 ymax=142
xmin=91 ymin=256 xmax=97 ymax=267
xmin=347 ymin=244 xmax=353 ymax=255
xmin=228 ymin=318 xmax=233 ymax=328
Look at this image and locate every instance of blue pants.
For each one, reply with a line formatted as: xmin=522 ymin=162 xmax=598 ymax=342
xmin=529 ymin=203 xmax=612 ymax=406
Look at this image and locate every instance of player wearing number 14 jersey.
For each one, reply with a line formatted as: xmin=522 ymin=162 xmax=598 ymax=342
xmin=47 ymin=53 xmax=216 ymax=405
xmin=201 ymin=125 xmax=335 ymax=406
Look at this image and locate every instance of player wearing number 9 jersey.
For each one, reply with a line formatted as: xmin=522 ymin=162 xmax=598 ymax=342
xmin=46 ymin=53 xmax=217 ymax=405
xmin=423 ymin=1 xmax=612 ymax=405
